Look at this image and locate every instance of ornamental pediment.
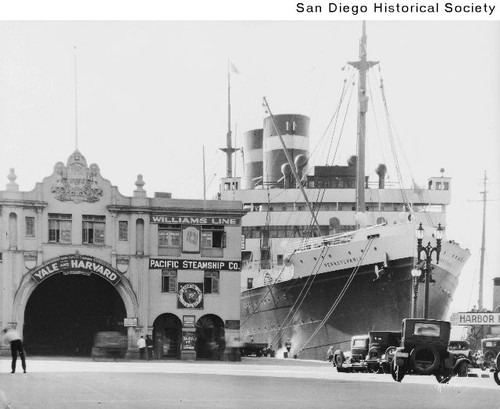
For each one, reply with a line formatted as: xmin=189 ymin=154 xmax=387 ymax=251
xmin=51 ymin=150 xmax=103 ymax=203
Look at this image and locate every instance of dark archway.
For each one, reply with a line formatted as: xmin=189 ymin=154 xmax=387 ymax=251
xmin=24 ymin=273 xmax=126 ymax=356
xmin=196 ymin=314 xmax=225 ymax=360
xmin=152 ymin=313 xmax=182 ymax=359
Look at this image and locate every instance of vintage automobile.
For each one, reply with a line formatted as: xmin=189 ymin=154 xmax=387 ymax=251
xmin=365 ymin=330 xmax=402 ymax=373
xmin=391 ymin=318 xmax=471 ymax=383
xmin=493 ymin=352 xmax=500 ymax=386
xmin=240 ymin=342 xmax=271 ymax=357
xmin=449 ymin=339 xmax=477 ymax=363
xmin=480 ymin=337 xmax=500 ymax=369
xmin=91 ymin=331 xmax=128 ymax=359
xmin=333 ymin=335 xmax=369 ymax=372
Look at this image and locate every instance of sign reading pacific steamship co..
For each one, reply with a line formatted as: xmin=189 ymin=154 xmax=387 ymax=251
xmin=149 ymin=258 xmax=241 ymax=271
xmin=30 ymin=255 xmax=122 ymax=286
xmin=150 ymin=215 xmax=240 ymax=226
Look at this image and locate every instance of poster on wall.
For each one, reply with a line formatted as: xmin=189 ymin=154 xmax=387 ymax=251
xmin=182 ymin=331 xmax=196 ymax=350
xmin=183 ymin=315 xmax=196 ymax=327
xmin=182 ymin=226 xmax=200 ymax=253
xmin=178 ymin=283 xmax=204 ymax=309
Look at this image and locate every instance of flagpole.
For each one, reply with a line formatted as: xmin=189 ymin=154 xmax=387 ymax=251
xmin=203 ymin=146 xmax=206 ymax=200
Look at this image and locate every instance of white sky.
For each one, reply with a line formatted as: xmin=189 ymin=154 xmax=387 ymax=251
xmin=0 ymin=19 xmax=499 ymax=315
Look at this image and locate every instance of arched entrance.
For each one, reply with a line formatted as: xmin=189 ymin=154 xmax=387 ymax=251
xmin=12 ymin=254 xmax=139 ymax=357
xmin=196 ymin=314 xmax=225 ymax=360
xmin=24 ymin=273 xmax=126 ymax=356
xmin=152 ymin=313 xmax=182 ymax=359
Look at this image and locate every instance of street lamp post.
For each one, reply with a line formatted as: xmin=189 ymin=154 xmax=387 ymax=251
xmin=415 ymin=223 xmax=444 ymax=319
xmin=410 ymin=267 xmax=421 ymax=318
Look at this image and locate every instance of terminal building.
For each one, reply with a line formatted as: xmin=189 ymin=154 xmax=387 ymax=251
xmin=0 ymin=150 xmax=246 ymax=360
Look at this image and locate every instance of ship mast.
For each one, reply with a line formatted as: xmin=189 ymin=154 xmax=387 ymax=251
xmin=348 ymin=22 xmax=378 ymax=215
xmin=220 ymin=61 xmax=238 ymax=177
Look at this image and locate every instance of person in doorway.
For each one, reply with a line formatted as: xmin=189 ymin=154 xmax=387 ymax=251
xmin=2 ymin=328 xmax=27 ymax=373
xmin=145 ymin=335 xmax=153 ymax=360
xmin=137 ymin=335 xmax=146 ymax=360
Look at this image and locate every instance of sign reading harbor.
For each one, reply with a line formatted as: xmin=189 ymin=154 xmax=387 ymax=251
xmin=450 ymin=312 xmax=500 ymax=326
xmin=30 ymin=255 xmax=122 ymax=286
xmin=149 ymin=258 xmax=241 ymax=271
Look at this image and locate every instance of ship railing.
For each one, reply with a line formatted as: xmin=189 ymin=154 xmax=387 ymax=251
xmin=241 ymin=263 xmax=294 ymax=290
xmin=288 ymin=231 xmax=355 ymax=253
xmin=288 ymin=223 xmax=388 ymax=254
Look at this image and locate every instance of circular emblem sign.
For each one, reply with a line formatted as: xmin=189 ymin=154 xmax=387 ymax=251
xmin=178 ymin=283 xmax=203 ymax=308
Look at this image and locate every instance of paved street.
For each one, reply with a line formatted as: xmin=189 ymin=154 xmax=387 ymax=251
xmin=0 ymin=357 xmax=498 ymax=408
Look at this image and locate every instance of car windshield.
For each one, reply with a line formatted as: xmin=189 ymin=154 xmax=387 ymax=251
xmin=353 ymin=339 xmax=367 ymax=347
xmin=413 ymin=323 xmax=440 ymax=337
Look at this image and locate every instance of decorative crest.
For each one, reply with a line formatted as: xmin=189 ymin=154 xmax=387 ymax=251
xmin=51 ymin=150 xmax=103 ymax=203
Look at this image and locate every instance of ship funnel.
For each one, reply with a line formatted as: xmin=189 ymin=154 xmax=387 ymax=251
xmin=281 ymin=163 xmax=292 ymax=189
xmin=375 ymin=163 xmax=387 ymax=189
xmin=294 ymin=154 xmax=308 ymax=182
xmin=242 ymin=129 xmax=264 ymax=189
xmin=263 ymin=114 xmax=310 ymax=186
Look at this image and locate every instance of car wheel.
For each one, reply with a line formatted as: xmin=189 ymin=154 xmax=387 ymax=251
xmin=494 ymin=371 xmax=500 ymax=386
xmin=435 ymin=374 xmax=452 ymax=384
xmin=456 ymin=361 xmax=469 ymax=377
xmin=410 ymin=345 xmax=440 ymax=375
xmin=334 ymin=351 xmax=344 ymax=368
xmin=391 ymin=359 xmax=405 ymax=382
xmin=495 ymin=352 xmax=500 ymax=371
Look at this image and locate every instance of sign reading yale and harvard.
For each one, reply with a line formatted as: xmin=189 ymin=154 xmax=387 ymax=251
xmin=30 ymin=255 xmax=122 ymax=286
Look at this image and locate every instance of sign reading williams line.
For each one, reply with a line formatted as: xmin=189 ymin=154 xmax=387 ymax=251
xmin=150 ymin=215 xmax=240 ymax=225
xmin=149 ymin=258 xmax=241 ymax=271
xmin=30 ymin=255 xmax=122 ymax=286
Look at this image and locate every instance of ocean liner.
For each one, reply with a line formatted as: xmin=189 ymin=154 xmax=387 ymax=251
xmin=219 ymin=23 xmax=470 ymax=360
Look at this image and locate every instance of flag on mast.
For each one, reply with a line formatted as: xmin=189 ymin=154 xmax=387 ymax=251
xmin=229 ymin=61 xmax=240 ymax=75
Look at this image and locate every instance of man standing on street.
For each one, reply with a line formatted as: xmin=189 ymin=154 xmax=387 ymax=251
xmin=137 ymin=335 xmax=146 ymax=359
xmin=145 ymin=335 xmax=153 ymax=360
xmin=2 ymin=328 xmax=27 ymax=373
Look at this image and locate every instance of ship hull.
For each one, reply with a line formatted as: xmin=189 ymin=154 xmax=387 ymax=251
xmin=241 ymin=258 xmax=459 ymax=360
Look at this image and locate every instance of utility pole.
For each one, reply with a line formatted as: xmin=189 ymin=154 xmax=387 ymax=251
xmin=478 ymin=170 xmax=487 ymax=310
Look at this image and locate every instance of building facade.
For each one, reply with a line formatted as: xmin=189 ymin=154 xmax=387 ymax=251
xmin=0 ymin=150 xmax=245 ymax=360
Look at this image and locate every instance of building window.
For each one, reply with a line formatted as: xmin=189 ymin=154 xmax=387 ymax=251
xmin=161 ymin=269 xmax=177 ymax=293
xmin=9 ymin=213 xmax=18 ymax=249
xmin=82 ymin=215 xmax=105 ymax=245
xmin=204 ymin=271 xmax=220 ymax=294
xmin=25 ymin=216 xmax=35 ymax=237
xmin=136 ymin=218 xmax=144 ymax=254
xmin=48 ymin=213 xmax=72 ymax=244
xmin=277 ymin=255 xmax=284 ymax=266
xmin=119 ymin=221 xmax=128 ymax=241
xmin=158 ymin=224 xmax=181 ymax=247
xmin=201 ymin=226 xmax=225 ymax=248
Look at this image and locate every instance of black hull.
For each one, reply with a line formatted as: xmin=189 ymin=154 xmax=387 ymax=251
xmin=240 ymin=257 xmax=458 ymax=360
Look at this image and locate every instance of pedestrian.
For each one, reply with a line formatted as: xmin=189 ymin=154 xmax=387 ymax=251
xmin=137 ymin=335 xmax=146 ymax=359
xmin=2 ymin=328 xmax=26 ymax=374
xmin=145 ymin=335 xmax=153 ymax=360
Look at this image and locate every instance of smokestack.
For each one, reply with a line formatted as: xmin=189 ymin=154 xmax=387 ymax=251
xmin=375 ymin=164 xmax=387 ymax=189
